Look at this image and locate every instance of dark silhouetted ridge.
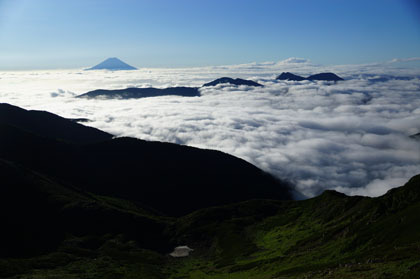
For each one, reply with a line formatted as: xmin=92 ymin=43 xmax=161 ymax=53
xmin=276 ymin=72 xmax=344 ymax=81
xmin=307 ymin=72 xmax=344 ymax=81
xmin=0 ymin=103 xmax=113 ymax=144
xmin=276 ymin=72 xmax=306 ymax=81
xmin=77 ymin=87 xmax=200 ymax=99
xmin=0 ymin=103 xmax=292 ymax=217
xmin=203 ymin=77 xmax=263 ymax=87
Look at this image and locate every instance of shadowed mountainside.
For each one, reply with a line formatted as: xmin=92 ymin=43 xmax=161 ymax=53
xmin=0 ymin=158 xmax=170 ymax=257
xmin=1 ymin=157 xmax=418 ymax=278
xmin=1 ymin=103 xmax=419 ymax=279
xmin=0 ymin=104 xmax=291 ymax=216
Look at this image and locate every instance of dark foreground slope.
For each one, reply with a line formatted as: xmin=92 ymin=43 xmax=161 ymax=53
xmin=0 ymin=158 xmax=173 ymax=278
xmin=0 ymin=103 xmax=290 ymax=277
xmin=0 ymin=123 xmax=290 ymax=216
xmin=1 ymin=171 xmax=419 ymax=279
xmin=0 ymin=104 xmax=291 ymax=216
xmin=1 ymin=103 xmax=418 ymax=279
xmin=0 ymin=159 xmax=170 ymax=256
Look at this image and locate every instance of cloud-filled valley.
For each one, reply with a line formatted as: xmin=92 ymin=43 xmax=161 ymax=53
xmin=0 ymin=58 xmax=419 ymax=198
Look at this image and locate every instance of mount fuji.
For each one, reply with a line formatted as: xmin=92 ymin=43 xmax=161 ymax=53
xmin=86 ymin=57 xmax=137 ymax=70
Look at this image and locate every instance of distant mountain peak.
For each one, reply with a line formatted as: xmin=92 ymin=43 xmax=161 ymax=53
xmin=276 ymin=72 xmax=306 ymax=81
xmin=276 ymin=72 xmax=344 ymax=82
xmin=307 ymin=72 xmax=343 ymax=81
xmin=86 ymin=57 xmax=137 ymax=71
xmin=202 ymin=77 xmax=263 ymax=87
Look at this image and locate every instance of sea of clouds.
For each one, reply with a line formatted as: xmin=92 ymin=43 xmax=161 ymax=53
xmin=0 ymin=58 xmax=419 ymax=198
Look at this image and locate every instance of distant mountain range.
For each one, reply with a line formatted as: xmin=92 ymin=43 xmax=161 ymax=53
xmin=77 ymin=72 xmax=343 ymax=100
xmin=0 ymin=102 xmax=419 ymax=278
xmin=77 ymin=77 xmax=262 ymax=99
xmin=277 ymin=72 xmax=344 ymax=81
xmin=85 ymin=57 xmax=137 ymax=71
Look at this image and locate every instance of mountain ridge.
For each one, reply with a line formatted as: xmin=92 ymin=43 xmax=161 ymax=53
xmin=0 ymin=103 xmax=292 ymax=216
xmin=277 ymin=72 xmax=344 ymax=81
xmin=77 ymin=86 xmax=200 ymax=99
xmin=202 ymin=77 xmax=263 ymax=87
xmin=76 ymin=77 xmax=263 ymax=99
xmin=75 ymin=73 xmax=343 ymax=100
xmin=0 ymin=103 xmax=112 ymax=144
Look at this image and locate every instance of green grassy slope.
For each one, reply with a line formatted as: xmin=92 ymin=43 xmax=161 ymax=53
xmin=166 ymin=175 xmax=420 ymax=279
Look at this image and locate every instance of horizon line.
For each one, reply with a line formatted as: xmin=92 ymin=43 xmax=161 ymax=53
xmin=1 ymin=57 xmax=420 ymax=71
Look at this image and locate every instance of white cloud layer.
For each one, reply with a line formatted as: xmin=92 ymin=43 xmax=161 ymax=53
xmin=1 ymin=58 xmax=419 ymax=198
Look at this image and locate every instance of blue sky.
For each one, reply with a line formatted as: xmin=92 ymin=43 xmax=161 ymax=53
xmin=0 ymin=0 xmax=419 ymax=69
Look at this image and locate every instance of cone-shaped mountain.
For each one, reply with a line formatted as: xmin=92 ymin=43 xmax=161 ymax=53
xmin=86 ymin=57 xmax=137 ymax=70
